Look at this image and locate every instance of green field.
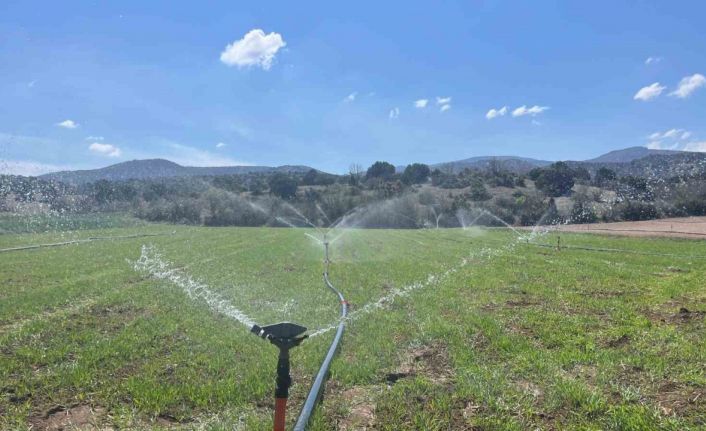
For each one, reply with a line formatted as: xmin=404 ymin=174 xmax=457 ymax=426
xmin=1 ymin=222 xmax=705 ymax=430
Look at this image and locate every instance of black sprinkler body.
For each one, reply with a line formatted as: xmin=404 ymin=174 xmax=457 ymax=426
xmin=251 ymin=322 xmax=307 ymax=431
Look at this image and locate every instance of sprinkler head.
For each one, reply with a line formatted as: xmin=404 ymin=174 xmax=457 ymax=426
xmin=251 ymin=322 xmax=308 ymax=430
xmin=251 ymin=322 xmax=308 ymax=349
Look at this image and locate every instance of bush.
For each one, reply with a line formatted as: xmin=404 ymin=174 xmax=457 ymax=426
xmin=366 ymin=161 xmax=396 ymax=180
xmin=268 ymin=173 xmax=298 ymax=199
xmin=401 ymin=163 xmax=431 ymax=185
xmin=468 ymin=180 xmax=491 ymax=201
xmin=570 ymin=201 xmax=598 ymax=224
xmin=616 ymin=201 xmax=657 ymax=221
xmin=534 ymin=162 xmax=575 ymax=197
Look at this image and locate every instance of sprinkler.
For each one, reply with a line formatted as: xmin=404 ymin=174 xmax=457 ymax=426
xmin=251 ymin=322 xmax=308 ymax=431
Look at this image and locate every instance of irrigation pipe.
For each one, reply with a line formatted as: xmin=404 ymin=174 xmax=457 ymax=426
xmin=294 ymin=242 xmax=348 ymax=431
xmin=0 ymin=232 xmax=171 ymax=253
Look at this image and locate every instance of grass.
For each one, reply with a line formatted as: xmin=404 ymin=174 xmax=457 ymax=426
xmin=0 ymin=222 xmax=705 ymax=430
xmin=0 ymin=211 xmax=146 ymax=235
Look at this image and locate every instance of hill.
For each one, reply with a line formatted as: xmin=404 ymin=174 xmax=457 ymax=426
xmin=40 ymin=159 xmax=315 ymax=184
xmin=584 ymin=146 xmax=682 ymax=163
xmin=396 ymin=156 xmax=551 ymax=174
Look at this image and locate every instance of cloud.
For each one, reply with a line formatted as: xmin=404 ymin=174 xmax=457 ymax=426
xmin=163 ymin=142 xmax=251 ymax=166
xmin=485 ymin=106 xmax=507 ymax=119
xmin=436 ymin=96 xmax=451 ymax=105
xmin=669 ymin=73 xmax=705 ymax=98
xmin=220 ymin=29 xmax=286 ymax=70
xmin=389 ymin=107 xmax=400 ymax=119
xmin=646 ymin=141 xmax=678 ymax=150
xmin=56 ymin=119 xmax=78 ymax=129
xmin=0 ymin=160 xmax=70 ymax=176
xmin=216 ymin=142 xmax=226 ymax=148
xmin=645 ymin=56 xmax=662 ymax=65
xmin=88 ymin=142 xmax=122 ymax=157
xmin=414 ymin=99 xmax=429 ymax=108
xmin=634 ymin=82 xmax=665 ymax=101
xmin=439 ymin=104 xmax=451 ymax=112
xmin=512 ymin=105 xmax=549 ymax=117
xmin=85 ymin=136 xmax=104 ymax=141
xmin=683 ymin=141 xmax=706 ymax=152
xmin=648 ymin=128 xmax=691 ymax=141
xmin=344 ymin=92 xmax=357 ymax=103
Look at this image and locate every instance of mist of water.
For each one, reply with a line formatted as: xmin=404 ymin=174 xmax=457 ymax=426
xmin=132 ymin=245 xmax=257 ymax=329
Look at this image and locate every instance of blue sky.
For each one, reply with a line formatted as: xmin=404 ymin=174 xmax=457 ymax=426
xmin=1 ymin=0 xmax=705 ymax=175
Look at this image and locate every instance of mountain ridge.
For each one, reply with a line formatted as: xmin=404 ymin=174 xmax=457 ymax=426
xmin=34 ymin=146 xmax=702 ymax=184
xmin=40 ymin=159 xmax=315 ymax=184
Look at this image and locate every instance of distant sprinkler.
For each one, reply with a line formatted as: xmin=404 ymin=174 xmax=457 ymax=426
xmin=251 ymin=322 xmax=308 ymax=431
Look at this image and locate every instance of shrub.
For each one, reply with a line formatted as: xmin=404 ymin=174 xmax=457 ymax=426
xmin=268 ymin=173 xmax=298 ymax=199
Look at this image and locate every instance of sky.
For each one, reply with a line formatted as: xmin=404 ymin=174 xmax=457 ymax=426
xmin=1 ymin=0 xmax=705 ymax=175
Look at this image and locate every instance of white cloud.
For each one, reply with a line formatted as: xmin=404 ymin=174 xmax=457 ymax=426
xmin=634 ymin=82 xmax=665 ymax=101
xmin=344 ymin=92 xmax=357 ymax=103
xmin=164 ymin=142 xmax=251 ymax=166
xmin=85 ymin=136 xmax=104 ymax=141
xmin=532 ymin=119 xmax=542 ymax=126
xmin=216 ymin=142 xmax=226 ymax=148
xmin=683 ymin=141 xmax=706 ymax=152
xmin=648 ymin=128 xmax=692 ymax=141
xmin=669 ymin=73 xmax=705 ymax=98
xmin=414 ymin=99 xmax=429 ymax=108
xmin=439 ymin=104 xmax=451 ymax=112
xmin=88 ymin=142 xmax=122 ymax=157
xmin=389 ymin=107 xmax=400 ymax=119
xmin=220 ymin=29 xmax=286 ymax=70
xmin=485 ymin=106 xmax=507 ymax=119
xmin=512 ymin=105 xmax=549 ymax=117
xmin=56 ymin=119 xmax=78 ymax=129
xmin=436 ymin=96 xmax=451 ymax=105
xmin=645 ymin=56 xmax=662 ymax=65
xmin=0 ymin=160 xmax=70 ymax=176
xmin=646 ymin=141 xmax=678 ymax=150
xmin=663 ymin=129 xmax=680 ymax=139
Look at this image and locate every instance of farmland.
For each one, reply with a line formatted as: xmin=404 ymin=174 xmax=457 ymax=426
xmin=1 ymin=220 xmax=705 ymax=430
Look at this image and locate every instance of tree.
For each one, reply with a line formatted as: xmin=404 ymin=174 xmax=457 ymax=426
xmin=572 ymin=166 xmax=591 ymax=183
xmin=268 ymin=173 xmax=298 ymax=199
xmin=468 ymin=179 xmax=491 ymax=201
xmin=366 ymin=161 xmax=396 ymax=180
xmin=301 ymin=169 xmax=318 ymax=186
xmin=348 ymin=164 xmax=363 ymax=186
xmin=534 ymin=162 xmax=575 ymax=197
xmin=401 ymin=163 xmax=431 ymax=185
xmin=570 ymin=201 xmax=597 ymax=224
xmin=594 ymin=167 xmax=616 ymax=186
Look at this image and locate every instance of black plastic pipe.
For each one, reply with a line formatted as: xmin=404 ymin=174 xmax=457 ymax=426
xmin=293 ymin=243 xmax=347 ymax=431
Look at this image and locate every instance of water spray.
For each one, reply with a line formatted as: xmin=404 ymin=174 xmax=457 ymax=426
xmin=251 ymin=322 xmax=308 ymax=431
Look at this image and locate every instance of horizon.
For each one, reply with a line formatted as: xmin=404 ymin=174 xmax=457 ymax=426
xmin=28 ymin=144 xmax=692 ymax=177
xmin=1 ymin=1 xmax=705 ymax=176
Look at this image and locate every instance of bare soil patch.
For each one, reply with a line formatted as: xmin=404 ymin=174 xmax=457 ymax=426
xmin=388 ymin=342 xmax=454 ymax=385
xmin=655 ymin=382 xmax=706 ymax=417
xmin=645 ymin=305 xmax=705 ymax=326
xmin=30 ymin=404 xmax=105 ymax=431
xmin=546 ymin=216 xmax=706 ymax=239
